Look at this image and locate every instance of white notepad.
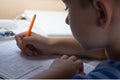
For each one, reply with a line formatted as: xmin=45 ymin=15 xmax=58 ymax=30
xmin=24 ymin=10 xmax=72 ymax=37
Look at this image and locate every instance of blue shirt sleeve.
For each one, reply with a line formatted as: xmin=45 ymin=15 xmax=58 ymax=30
xmin=73 ymin=74 xmax=87 ymax=79
xmin=73 ymin=60 xmax=120 ymax=79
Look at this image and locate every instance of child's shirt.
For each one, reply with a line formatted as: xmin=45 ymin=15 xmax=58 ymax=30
xmin=73 ymin=60 xmax=120 ymax=79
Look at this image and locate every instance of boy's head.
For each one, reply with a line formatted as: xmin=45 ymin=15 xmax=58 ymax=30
xmin=62 ymin=0 xmax=120 ymax=51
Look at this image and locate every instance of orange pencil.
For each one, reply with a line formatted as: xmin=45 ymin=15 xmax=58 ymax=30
xmin=22 ymin=14 xmax=36 ymax=49
xmin=26 ymin=14 xmax=36 ymax=37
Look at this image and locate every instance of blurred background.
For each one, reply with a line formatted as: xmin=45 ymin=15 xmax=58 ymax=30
xmin=0 ymin=0 xmax=65 ymax=19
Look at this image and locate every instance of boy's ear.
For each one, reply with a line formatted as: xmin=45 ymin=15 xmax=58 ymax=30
xmin=93 ymin=0 xmax=113 ymax=29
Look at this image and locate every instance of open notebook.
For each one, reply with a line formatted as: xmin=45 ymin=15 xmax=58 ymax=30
xmin=0 ymin=40 xmax=57 ymax=79
xmin=0 ymin=39 xmax=95 ymax=79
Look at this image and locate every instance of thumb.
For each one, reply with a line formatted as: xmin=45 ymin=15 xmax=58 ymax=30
xmin=78 ymin=63 xmax=85 ymax=75
xmin=75 ymin=60 xmax=84 ymax=74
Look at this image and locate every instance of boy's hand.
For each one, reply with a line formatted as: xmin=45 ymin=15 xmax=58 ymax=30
xmin=48 ymin=55 xmax=84 ymax=78
xmin=31 ymin=55 xmax=84 ymax=79
xmin=15 ymin=32 xmax=53 ymax=56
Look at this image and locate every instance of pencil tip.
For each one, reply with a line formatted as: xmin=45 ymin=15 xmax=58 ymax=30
xmin=34 ymin=14 xmax=36 ymax=19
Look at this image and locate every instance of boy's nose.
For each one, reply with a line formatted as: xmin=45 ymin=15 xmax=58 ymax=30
xmin=65 ymin=16 xmax=69 ymax=25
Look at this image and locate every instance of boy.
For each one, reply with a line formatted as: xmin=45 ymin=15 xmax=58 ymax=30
xmin=15 ymin=0 xmax=120 ymax=79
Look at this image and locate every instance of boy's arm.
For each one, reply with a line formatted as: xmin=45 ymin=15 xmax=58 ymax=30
xmin=49 ymin=37 xmax=107 ymax=60
xmin=15 ymin=32 xmax=107 ymax=60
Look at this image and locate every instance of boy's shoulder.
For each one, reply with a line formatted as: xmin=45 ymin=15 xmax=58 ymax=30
xmin=88 ymin=60 xmax=120 ymax=79
xmin=97 ymin=60 xmax=120 ymax=68
xmin=73 ymin=60 xmax=120 ymax=79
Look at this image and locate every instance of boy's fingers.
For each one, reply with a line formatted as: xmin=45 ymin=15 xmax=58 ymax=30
xmin=61 ymin=55 xmax=69 ymax=59
xmin=68 ymin=56 xmax=77 ymax=61
xmin=24 ymin=48 xmax=33 ymax=56
xmin=74 ymin=60 xmax=83 ymax=68
xmin=15 ymin=33 xmax=27 ymax=49
xmin=20 ymin=37 xmax=33 ymax=47
xmin=27 ymin=45 xmax=39 ymax=56
xmin=31 ymin=50 xmax=38 ymax=56
xmin=75 ymin=60 xmax=84 ymax=74
xmin=74 ymin=59 xmax=83 ymax=66
xmin=15 ymin=35 xmax=23 ymax=46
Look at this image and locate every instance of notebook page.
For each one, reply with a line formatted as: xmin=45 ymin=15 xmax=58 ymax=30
xmin=0 ymin=40 xmax=54 ymax=78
